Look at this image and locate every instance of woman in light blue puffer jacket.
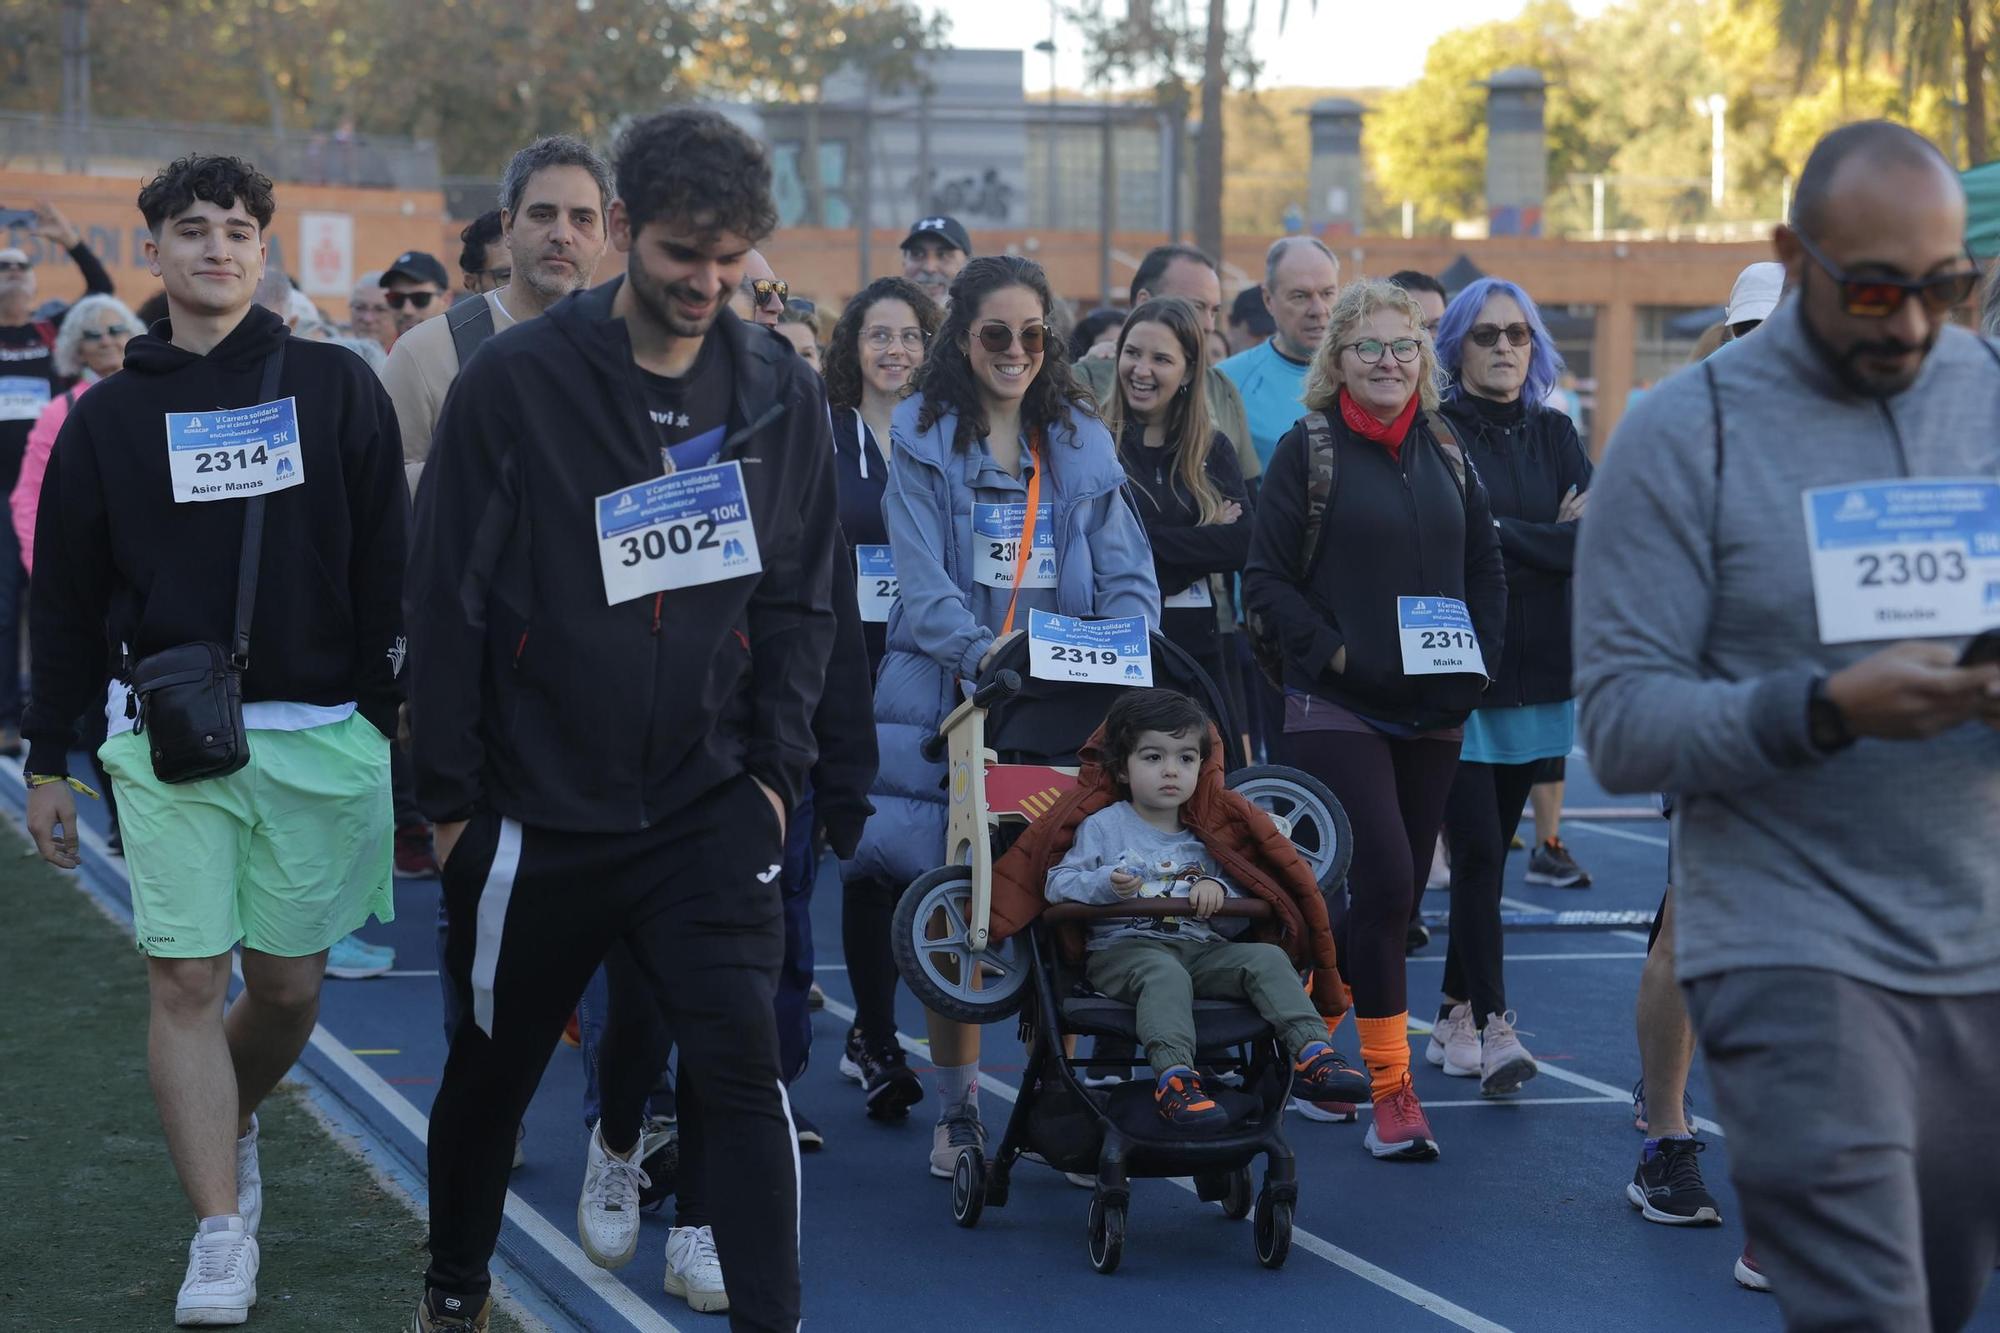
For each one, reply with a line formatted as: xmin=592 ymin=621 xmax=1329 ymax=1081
xmin=838 ymin=256 xmax=1159 ymax=1174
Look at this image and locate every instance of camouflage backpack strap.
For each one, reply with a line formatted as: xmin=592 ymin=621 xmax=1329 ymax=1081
xmin=1422 ymin=408 xmax=1468 ymax=498
xmin=1297 ymin=410 xmax=1339 ymax=577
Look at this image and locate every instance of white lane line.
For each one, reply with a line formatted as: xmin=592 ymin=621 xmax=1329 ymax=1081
xmin=1498 ymin=896 xmax=1554 ymax=914
xmin=1611 ymin=931 xmax=1653 ymax=944
xmin=2 ymin=774 xmax=682 ymax=1333
xmin=1562 ymin=823 xmax=1670 ymax=849
xmin=1406 ymin=953 xmax=1647 ymax=963
xmin=1404 ymin=1015 xmax=1724 ymax=1138
xmin=820 ymin=995 xmax=1512 ymax=1332
xmin=1557 ymin=807 xmax=1665 ymax=821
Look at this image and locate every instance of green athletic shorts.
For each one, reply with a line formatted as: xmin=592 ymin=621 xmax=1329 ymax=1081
xmin=100 ymin=711 xmax=395 ymax=959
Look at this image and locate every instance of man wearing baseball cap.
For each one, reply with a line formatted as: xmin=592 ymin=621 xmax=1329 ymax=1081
xmin=380 ymin=250 xmax=450 ymax=339
xmin=899 ymin=215 xmax=970 ymax=304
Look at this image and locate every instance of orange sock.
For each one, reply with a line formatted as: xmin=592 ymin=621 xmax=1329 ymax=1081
xmin=1356 ymin=1013 xmax=1411 ymax=1103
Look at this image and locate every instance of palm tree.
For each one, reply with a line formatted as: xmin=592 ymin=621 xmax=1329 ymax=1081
xmin=1777 ymin=0 xmax=1992 ymax=163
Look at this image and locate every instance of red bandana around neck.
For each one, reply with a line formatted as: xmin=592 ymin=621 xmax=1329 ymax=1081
xmin=1339 ymin=386 xmax=1420 ymax=460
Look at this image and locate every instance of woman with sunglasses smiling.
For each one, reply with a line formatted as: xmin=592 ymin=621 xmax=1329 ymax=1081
xmin=1104 ymin=296 xmax=1253 ymax=751
xmin=847 ymin=255 xmax=1158 ymax=1175
xmin=1420 ymin=277 xmax=1595 ymax=1097
xmin=1245 ymin=278 xmax=1505 ymax=1161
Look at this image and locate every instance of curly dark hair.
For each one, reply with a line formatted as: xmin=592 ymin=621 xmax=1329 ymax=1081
xmin=822 ymin=277 xmax=942 ymax=412
xmin=612 ymin=109 xmax=776 ymax=241
xmin=138 ymin=154 xmax=276 ymax=233
xmin=913 ymin=255 xmax=1098 ymax=450
xmin=458 ymin=210 xmax=504 ymax=279
xmin=1098 ymin=689 xmax=1212 ymax=795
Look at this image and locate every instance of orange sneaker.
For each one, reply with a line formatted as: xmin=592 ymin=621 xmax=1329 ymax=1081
xmin=1154 ymin=1067 xmax=1229 ymax=1129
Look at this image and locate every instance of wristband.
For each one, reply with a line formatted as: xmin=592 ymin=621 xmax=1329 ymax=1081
xmin=25 ymin=773 xmax=99 ymax=798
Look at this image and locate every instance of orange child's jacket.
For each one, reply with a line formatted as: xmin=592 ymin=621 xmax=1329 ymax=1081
xmin=988 ymin=723 xmax=1352 ymax=1021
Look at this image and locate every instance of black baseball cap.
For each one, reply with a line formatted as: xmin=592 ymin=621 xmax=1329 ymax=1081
xmin=381 ymin=250 xmax=449 ymax=288
xmin=1230 ymin=285 xmax=1275 ymax=337
xmin=901 ymin=215 xmax=972 ymax=257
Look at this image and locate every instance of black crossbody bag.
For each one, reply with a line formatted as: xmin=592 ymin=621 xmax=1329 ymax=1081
xmin=129 ymin=343 xmax=284 ymax=784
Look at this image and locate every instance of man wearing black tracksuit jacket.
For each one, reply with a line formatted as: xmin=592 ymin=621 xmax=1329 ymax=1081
xmin=406 ymin=110 xmax=837 ymax=1333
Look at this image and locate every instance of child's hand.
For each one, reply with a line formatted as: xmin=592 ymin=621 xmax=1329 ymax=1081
xmin=1188 ymin=877 xmax=1226 ymax=918
xmin=1109 ymin=869 xmax=1143 ymax=899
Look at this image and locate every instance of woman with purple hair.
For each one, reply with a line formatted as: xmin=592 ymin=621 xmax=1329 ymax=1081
xmin=1425 ymin=277 xmax=1594 ymax=1095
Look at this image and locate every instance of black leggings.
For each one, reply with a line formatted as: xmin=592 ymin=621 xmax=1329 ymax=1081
xmin=842 ymin=871 xmax=903 ymax=1045
xmin=1439 ymin=760 xmax=1540 ymax=1023
xmin=1287 ymin=728 xmax=1460 ymax=1019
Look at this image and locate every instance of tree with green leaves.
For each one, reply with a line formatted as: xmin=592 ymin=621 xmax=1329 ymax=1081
xmin=1772 ymin=0 xmax=1992 ymax=164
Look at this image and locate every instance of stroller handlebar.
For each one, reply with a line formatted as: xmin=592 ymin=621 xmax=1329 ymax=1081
xmin=922 ymin=669 xmax=1023 ymax=763
xmin=1043 ymin=899 xmax=1275 ymax=923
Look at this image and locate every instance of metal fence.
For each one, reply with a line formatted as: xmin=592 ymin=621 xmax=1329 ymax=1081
xmin=0 ymin=112 xmax=441 ymax=192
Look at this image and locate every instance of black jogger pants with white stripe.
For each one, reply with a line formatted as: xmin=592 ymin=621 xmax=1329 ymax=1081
xmin=425 ymin=773 xmax=800 ymax=1332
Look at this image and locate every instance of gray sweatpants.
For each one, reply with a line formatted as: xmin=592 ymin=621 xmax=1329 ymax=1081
xmin=1685 ymin=968 xmax=2000 ymax=1333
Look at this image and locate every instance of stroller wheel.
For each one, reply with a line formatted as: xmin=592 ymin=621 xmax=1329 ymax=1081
xmin=1087 ymin=1194 xmax=1126 ymax=1274
xmin=1254 ymin=1192 xmax=1294 ymax=1270
xmin=892 ymin=867 xmax=1029 ymax=1024
xmin=951 ymin=1147 xmax=987 ymax=1228
xmin=1221 ymin=1166 xmax=1254 ymax=1221
xmin=1226 ymin=766 xmax=1353 ymax=892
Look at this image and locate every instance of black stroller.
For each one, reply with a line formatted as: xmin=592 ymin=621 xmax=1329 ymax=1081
xmin=891 ymin=632 xmax=1353 ymax=1272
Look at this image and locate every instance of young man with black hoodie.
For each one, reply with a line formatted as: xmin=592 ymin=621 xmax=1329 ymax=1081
xmin=23 ymin=155 xmax=406 ymax=1326
xmin=406 ymin=109 xmax=838 ymax=1332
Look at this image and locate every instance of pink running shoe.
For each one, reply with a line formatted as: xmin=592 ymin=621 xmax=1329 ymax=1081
xmin=1364 ymin=1075 xmax=1440 ymax=1161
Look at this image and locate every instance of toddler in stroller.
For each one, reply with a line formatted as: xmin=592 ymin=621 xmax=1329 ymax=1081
xmin=1046 ymin=689 xmax=1369 ymax=1127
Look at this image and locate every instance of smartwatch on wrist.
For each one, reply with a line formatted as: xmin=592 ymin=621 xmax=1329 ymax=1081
xmin=1807 ymin=674 xmax=1856 ymax=753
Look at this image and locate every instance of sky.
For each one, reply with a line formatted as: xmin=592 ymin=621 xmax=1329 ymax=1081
xmin=922 ymin=0 xmax=1615 ymax=94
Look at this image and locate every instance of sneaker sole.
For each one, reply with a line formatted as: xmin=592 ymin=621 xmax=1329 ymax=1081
xmin=175 ymin=1286 xmax=257 ymax=1327
xmin=392 ymin=865 xmax=439 ymax=880
xmin=837 ymin=1054 xmax=864 ymax=1083
xmin=1523 ymin=870 xmax=1588 ymax=888
xmin=662 ymin=1271 xmax=731 ymax=1313
xmin=1290 ymin=1097 xmax=1356 ymax=1123
xmin=1626 ymin=1181 xmax=1722 ymax=1226
xmin=1363 ymin=1127 xmax=1439 ymax=1161
xmin=1423 ymin=1040 xmax=1447 ymax=1067
xmin=1480 ymin=1056 xmax=1539 ymax=1097
xmin=1733 ymin=1258 xmax=1772 ymax=1291
xmin=1440 ymin=1054 xmax=1481 ymax=1078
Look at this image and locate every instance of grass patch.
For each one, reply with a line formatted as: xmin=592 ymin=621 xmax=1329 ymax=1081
xmin=0 ymin=834 xmax=526 ymax=1331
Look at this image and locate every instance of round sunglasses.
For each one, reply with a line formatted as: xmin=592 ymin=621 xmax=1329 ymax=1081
xmin=974 ymin=321 xmax=1048 ymax=355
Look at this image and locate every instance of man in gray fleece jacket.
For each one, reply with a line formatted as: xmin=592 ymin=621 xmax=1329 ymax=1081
xmin=1576 ymin=121 xmax=2000 ymax=1332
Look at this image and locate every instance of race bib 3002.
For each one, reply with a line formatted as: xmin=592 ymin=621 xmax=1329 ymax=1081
xmin=973 ymin=502 xmax=1056 ymax=589
xmin=596 ymin=460 xmax=761 ymax=605
xmin=165 ymin=398 xmax=305 ymax=503
xmin=1397 ymin=596 xmax=1488 ymax=677
xmin=1803 ymin=480 xmax=2000 ymax=644
xmin=1027 ymin=608 xmax=1153 ymax=686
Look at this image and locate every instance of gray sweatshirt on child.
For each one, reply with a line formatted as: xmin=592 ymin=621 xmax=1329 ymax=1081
xmin=1574 ymin=300 xmax=2000 ymax=995
xmin=1045 ymin=800 xmax=1247 ymax=950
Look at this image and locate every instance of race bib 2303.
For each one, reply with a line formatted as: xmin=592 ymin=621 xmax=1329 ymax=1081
xmin=1803 ymin=480 xmax=2000 ymax=644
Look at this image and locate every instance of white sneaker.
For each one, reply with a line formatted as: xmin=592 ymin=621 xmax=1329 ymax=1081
xmin=662 ymin=1224 xmax=730 ymax=1313
xmin=929 ymin=1107 xmax=985 ymax=1178
xmin=511 ymin=1122 xmax=526 ymax=1171
xmin=1479 ymin=1010 xmax=1538 ymax=1096
xmin=175 ymin=1218 xmax=258 ymax=1326
xmin=1426 ymin=1003 xmax=1480 ymax=1077
xmin=576 ymin=1123 xmax=649 ymax=1270
xmin=1424 ymin=838 xmax=1450 ymax=891
xmin=235 ymin=1116 xmax=262 ymax=1238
